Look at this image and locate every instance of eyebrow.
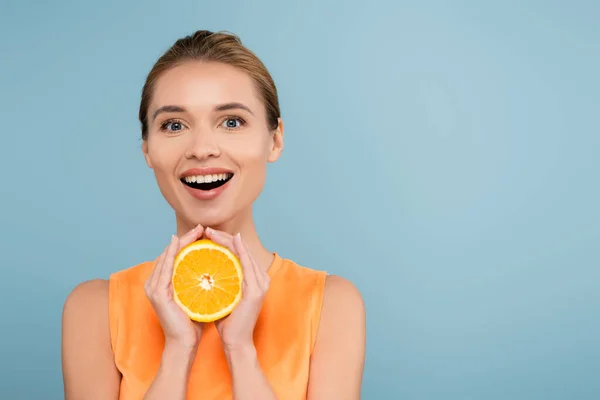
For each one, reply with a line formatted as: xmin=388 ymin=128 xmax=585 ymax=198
xmin=152 ymin=105 xmax=186 ymax=122
xmin=215 ymin=102 xmax=255 ymax=116
xmin=152 ymin=102 xmax=255 ymax=122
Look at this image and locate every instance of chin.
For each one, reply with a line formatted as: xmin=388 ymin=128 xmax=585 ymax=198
xmin=181 ymin=205 xmax=237 ymax=231
xmin=170 ymin=178 xmax=258 ymax=232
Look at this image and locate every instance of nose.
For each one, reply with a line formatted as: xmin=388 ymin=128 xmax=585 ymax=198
xmin=184 ymin=128 xmax=221 ymax=160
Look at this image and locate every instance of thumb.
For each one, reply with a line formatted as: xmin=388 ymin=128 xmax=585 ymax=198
xmin=192 ymin=321 xmax=205 ymax=334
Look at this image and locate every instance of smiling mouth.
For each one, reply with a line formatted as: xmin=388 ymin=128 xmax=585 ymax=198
xmin=181 ymin=173 xmax=234 ymax=191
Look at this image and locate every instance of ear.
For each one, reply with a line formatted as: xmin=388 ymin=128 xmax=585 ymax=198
xmin=267 ymin=118 xmax=284 ymax=163
xmin=142 ymin=140 xmax=153 ymax=168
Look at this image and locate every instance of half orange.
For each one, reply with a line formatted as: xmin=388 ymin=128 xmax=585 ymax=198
xmin=172 ymin=239 xmax=244 ymax=322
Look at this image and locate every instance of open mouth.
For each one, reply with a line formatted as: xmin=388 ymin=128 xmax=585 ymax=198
xmin=181 ymin=172 xmax=234 ymax=191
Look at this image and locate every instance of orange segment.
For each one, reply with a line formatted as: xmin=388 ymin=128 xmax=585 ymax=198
xmin=172 ymin=239 xmax=243 ymax=322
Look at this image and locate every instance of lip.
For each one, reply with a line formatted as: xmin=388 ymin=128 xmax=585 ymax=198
xmin=180 ymin=167 xmax=234 ymax=178
xmin=180 ymin=167 xmax=235 ymax=201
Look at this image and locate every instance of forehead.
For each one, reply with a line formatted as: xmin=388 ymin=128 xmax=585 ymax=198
xmin=150 ymin=61 xmax=262 ymax=114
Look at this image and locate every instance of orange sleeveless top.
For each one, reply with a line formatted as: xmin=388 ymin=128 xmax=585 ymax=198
xmin=108 ymin=253 xmax=327 ymax=399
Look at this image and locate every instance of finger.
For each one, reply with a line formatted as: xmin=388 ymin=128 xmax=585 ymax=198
xmin=205 ymin=229 xmax=262 ymax=294
xmin=146 ymin=248 xmax=167 ymax=293
xmin=178 ymin=223 xmax=204 ymax=249
xmin=233 ymin=233 xmax=260 ymax=290
xmin=204 ymin=228 xmax=235 ymax=252
xmin=246 ymin=238 xmax=270 ymax=291
xmin=242 ymin=238 xmax=270 ymax=291
xmin=192 ymin=321 xmax=205 ymax=336
xmin=157 ymin=235 xmax=179 ymax=289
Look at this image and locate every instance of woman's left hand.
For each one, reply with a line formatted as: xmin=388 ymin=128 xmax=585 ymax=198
xmin=203 ymin=228 xmax=270 ymax=352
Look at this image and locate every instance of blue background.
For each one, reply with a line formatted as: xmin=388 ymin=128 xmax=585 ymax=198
xmin=1 ymin=1 xmax=598 ymax=398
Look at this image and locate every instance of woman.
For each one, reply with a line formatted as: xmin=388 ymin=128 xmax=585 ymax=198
xmin=62 ymin=30 xmax=366 ymax=399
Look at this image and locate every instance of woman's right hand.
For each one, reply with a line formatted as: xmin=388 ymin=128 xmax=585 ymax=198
xmin=144 ymin=224 xmax=205 ymax=351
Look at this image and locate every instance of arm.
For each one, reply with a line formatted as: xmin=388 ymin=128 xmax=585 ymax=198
xmin=61 ymin=279 xmax=198 ymax=400
xmin=142 ymin=344 xmax=197 ymax=399
xmin=225 ymin=345 xmax=277 ymax=400
xmin=142 ymin=231 xmax=205 ymax=399
xmin=62 ymin=279 xmax=121 ymax=399
xmin=204 ymin=228 xmax=277 ymax=400
xmin=62 ymin=226 xmax=206 ymax=399
xmin=307 ymin=275 xmax=366 ymax=400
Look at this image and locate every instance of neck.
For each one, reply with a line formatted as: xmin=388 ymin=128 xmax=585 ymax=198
xmin=175 ymin=207 xmax=274 ymax=272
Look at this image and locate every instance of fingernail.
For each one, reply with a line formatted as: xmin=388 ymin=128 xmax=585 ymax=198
xmin=171 ymin=234 xmax=177 ymax=243
xmin=205 ymin=227 xmax=213 ymax=234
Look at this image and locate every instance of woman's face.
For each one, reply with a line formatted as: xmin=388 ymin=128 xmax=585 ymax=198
xmin=142 ymin=61 xmax=283 ymax=229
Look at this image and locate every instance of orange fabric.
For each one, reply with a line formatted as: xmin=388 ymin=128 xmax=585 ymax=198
xmin=108 ymin=253 xmax=327 ymax=399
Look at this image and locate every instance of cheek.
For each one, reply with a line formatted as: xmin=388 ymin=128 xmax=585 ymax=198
xmin=228 ymin=134 xmax=271 ymax=163
xmin=147 ymin=141 xmax=182 ymax=206
xmin=227 ymin=136 xmax=269 ymax=189
xmin=148 ymin=140 xmax=180 ymax=173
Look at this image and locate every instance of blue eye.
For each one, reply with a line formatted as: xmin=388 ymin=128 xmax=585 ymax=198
xmin=221 ymin=117 xmax=245 ymax=130
xmin=160 ymin=119 xmax=185 ymax=132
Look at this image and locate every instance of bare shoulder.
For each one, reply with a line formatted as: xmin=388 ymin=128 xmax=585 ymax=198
xmin=62 ymin=279 xmax=111 ymax=331
xmin=320 ymin=274 xmax=366 ymax=339
xmin=64 ymin=278 xmax=109 ymax=309
xmin=62 ymin=278 xmax=112 ymax=349
xmin=323 ymin=274 xmax=365 ymax=312
xmin=307 ymin=274 xmax=365 ymax=399
xmin=62 ymin=279 xmax=120 ymax=399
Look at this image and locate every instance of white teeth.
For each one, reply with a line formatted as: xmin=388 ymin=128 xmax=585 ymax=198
xmin=183 ymin=173 xmax=232 ymax=184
